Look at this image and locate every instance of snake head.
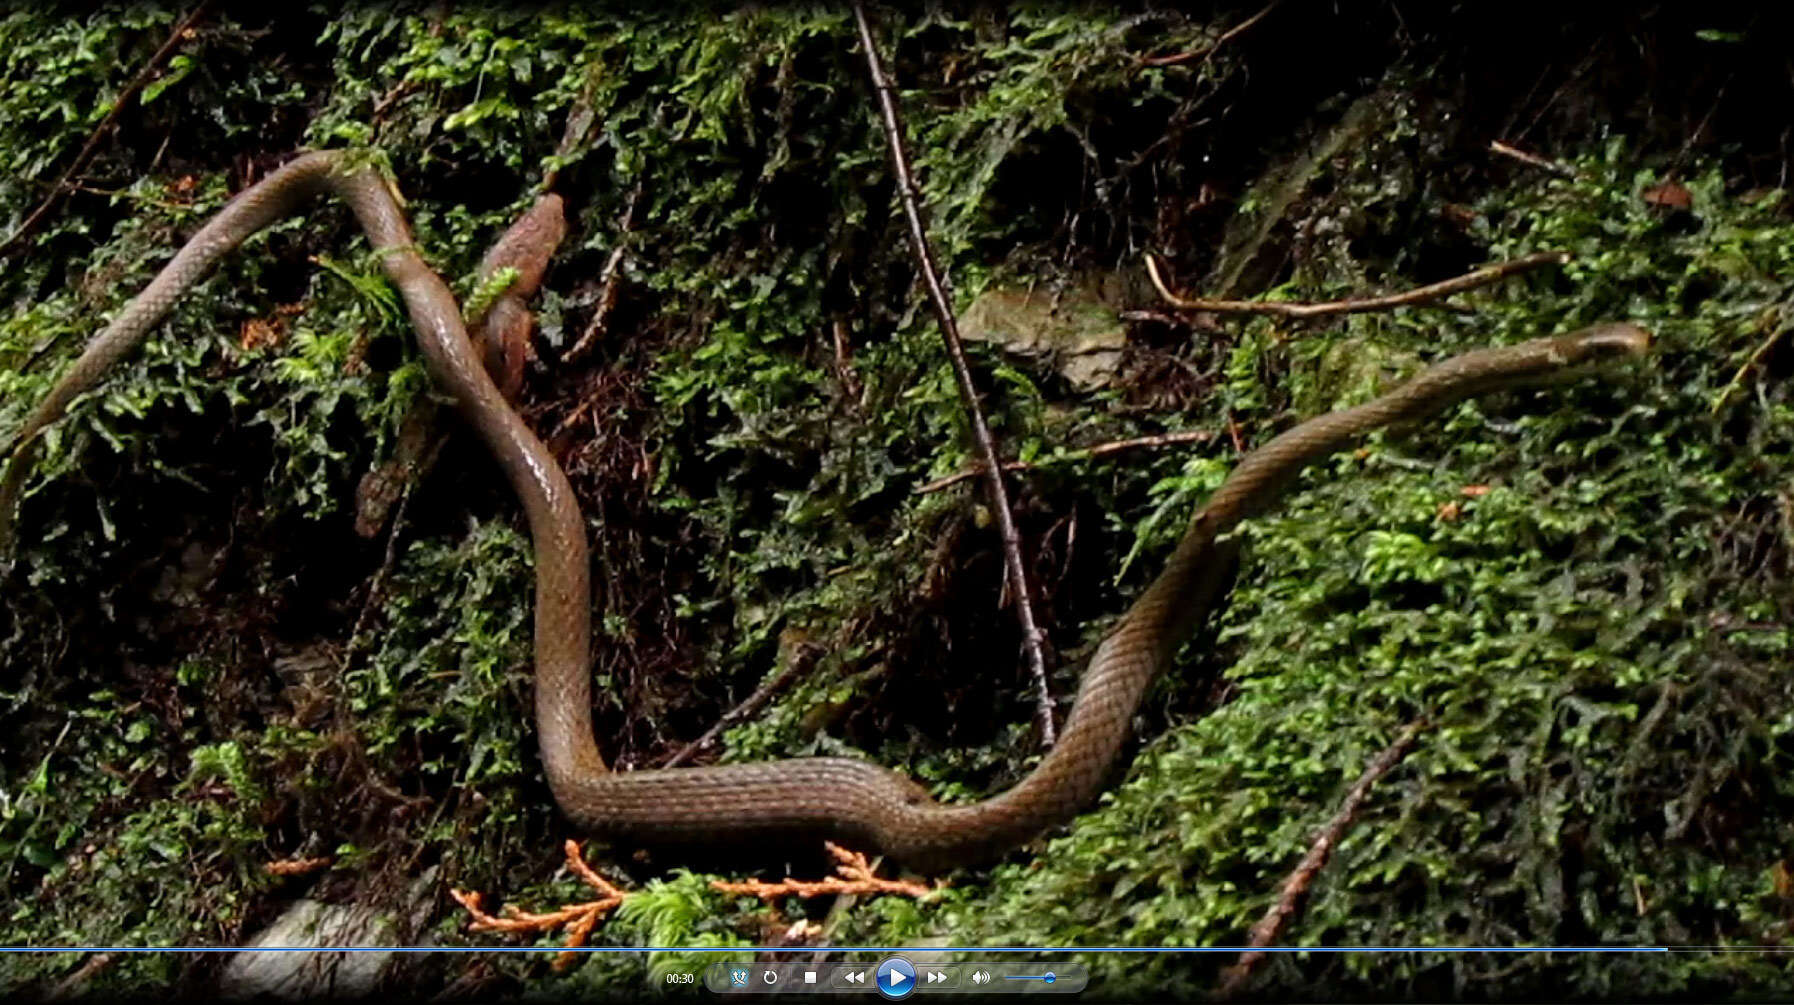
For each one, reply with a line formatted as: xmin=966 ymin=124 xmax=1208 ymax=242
xmin=1565 ymin=321 xmax=1652 ymax=362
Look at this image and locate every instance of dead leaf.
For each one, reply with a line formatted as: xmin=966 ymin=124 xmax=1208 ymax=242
xmin=238 ymin=317 xmax=284 ymax=351
xmin=1641 ymin=180 xmax=1692 ymax=209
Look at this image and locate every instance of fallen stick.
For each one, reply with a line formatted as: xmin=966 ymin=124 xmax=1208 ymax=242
xmin=1216 ymin=719 xmax=1429 ymax=998
xmin=1489 ymin=140 xmax=1580 ymax=178
xmin=44 ymin=953 xmax=114 ymax=1001
xmin=659 ymin=643 xmax=821 ymax=768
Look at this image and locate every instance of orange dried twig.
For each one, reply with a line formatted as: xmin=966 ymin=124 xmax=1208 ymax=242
xmin=451 ymin=840 xmax=632 ymax=972
xmin=263 ymin=855 xmax=332 ymax=876
xmin=711 ymin=842 xmax=937 ymax=901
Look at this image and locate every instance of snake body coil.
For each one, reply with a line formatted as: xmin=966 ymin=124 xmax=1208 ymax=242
xmin=0 ymin=151 xmax=1650 ymax=868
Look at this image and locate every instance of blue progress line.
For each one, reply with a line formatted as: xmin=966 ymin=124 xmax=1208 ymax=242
xmin=0 ymin=946 xmax=1672 ymax=954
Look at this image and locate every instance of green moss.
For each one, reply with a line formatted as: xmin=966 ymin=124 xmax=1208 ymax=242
xmin=1 ymin=5 xmax=1791 ymax=1002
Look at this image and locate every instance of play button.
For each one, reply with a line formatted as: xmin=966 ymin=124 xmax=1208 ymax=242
xmin=874 ymin=957 xmax=916 ymax=999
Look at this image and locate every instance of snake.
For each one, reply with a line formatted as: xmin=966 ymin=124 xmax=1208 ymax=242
xmin=0 ymin=149 xmax=1652 ymax=869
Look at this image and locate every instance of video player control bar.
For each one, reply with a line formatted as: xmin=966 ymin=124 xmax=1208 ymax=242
xmin=704 ymin=959 xmax=1088 ymax=996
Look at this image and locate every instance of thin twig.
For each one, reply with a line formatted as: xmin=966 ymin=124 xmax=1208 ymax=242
xmin=1488 ymin=140 xmax=1579 ymax=179
xmin=1139 ymin=1 xmax=1279 ymax=68
xmin=1711 ymin=315 xmax=1791 ymax=414
xmin=564 ymin=183 xmax=642 ymax=365
xmin=542 ymin=74 xmax=601 ymax=192
xmin=1118 ymin=308 xmax=1188 ymax=326
xmin=914 ymin=430 xmax=1215 ymax=495
xmin=0 ymin=2 xmax=212 ymax=261
xmin=1147 ymin=250 xmax=1569 ymax=319
xmin=1215 ymin=719 xmax=1429 ymax=998
xmin=853 ymin=2 xmax=1056 ymax=746
xmin=659 ymin=643 xmax=821 ymax=768
xmin=831 ymin=319 xmax=865 ymax=406
xmin=343 ymin=430 xmax=445 ymax=664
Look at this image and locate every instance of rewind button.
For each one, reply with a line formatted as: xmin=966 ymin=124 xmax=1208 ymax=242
xmin=833 ymin=966 xmax=872 ymax=989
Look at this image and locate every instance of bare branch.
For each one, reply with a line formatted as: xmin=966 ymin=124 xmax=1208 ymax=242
xmin=1148 ymin=251 xmax=1569 ymax=319
xmin=659 ymin=642 xmax=821 ymax=768
xmin=1139 ymin=1 xmax=1280 ymax=68
xmin=44 ymin=953 xmax=114 ymax=1002
xmin=0 ymin=2 xmax=213 ymax=261
xmin=852 ymin=2 xmax=1057 ymax=746
xmin=1216 ymin=719 xmax=1429 ymax=998
xmin=564 ymin=183 xmax=642 ymax=366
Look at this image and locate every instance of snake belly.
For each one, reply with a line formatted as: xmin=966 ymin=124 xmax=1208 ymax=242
xmin=0 ymin=150 xmax=1651 ymax=868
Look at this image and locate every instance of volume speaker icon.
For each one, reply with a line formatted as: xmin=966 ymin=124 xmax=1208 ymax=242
xmin=969 ymin=970 xmax=992 ymax=986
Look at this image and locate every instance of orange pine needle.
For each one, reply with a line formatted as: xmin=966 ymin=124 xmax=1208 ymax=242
xmin=263 ymin=855 xmax=331 ymax=876
xmin=710 ymin=842 xmax=937 ymax=901
xmin=450 ymin=840 xmax=632 ymax=972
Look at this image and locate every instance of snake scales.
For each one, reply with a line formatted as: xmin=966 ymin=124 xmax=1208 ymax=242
xmin=0 ymin=150 xmax=1651 ymax=868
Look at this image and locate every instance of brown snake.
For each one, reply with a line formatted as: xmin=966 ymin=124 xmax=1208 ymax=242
xmin=0 ymin=150 xmax=1651 ymax=868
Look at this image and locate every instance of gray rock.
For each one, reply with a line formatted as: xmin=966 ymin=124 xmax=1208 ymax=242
xmin=959 ymin=283 xmax=1128 ymax=390
xmin=216 ymin=868 xmax=436 ymax=1000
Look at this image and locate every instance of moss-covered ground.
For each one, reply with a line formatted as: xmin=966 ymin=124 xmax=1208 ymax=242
xmin=2 ymin=4 xmax=1792 ymax=1001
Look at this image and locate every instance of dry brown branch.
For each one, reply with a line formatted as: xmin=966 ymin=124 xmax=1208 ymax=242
xmin=44 ymin=953 xmax=114 ymax=1001
xmin=1225 ymin=412 xmax=1245 ymax=455
xmin=914 ymin=430 xmax=1216 ymax=495
xmin=711 ymin=842 xmax=937 ymax=902
xmin=1488 ymin=140 xmax=1580 ymax=178
xmin=853 ymin=2 xmax=1056 ymax=746
xmin=431 ymin=961 xmax=501 ymax=1002
xmin=660 ymin=643 xmax=821 ymax=767
xmin=832 ymin=319 xmax=866 ymax=406
xmin=1118 ymin=308 xmax=1189 ymax=326
xmin=564 ymin=183 xmax=642 ymax=365
xmin=0 ymin=2 xmax=212 ymax=261
xmin=1147 ymin=250 xmax=1569 ymax=319
xmin=542 ymin=74 xmax=601 ymax=192
xmin=1215 ymin=719 xmax=1429 ymax=998
xmin=1139 ymin=1 xmax=1279 ymax=67
xmin=263 ymin=855 xmax=332 ymax=876
xmin=451 ymin=840 xmax=632 ymax=972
